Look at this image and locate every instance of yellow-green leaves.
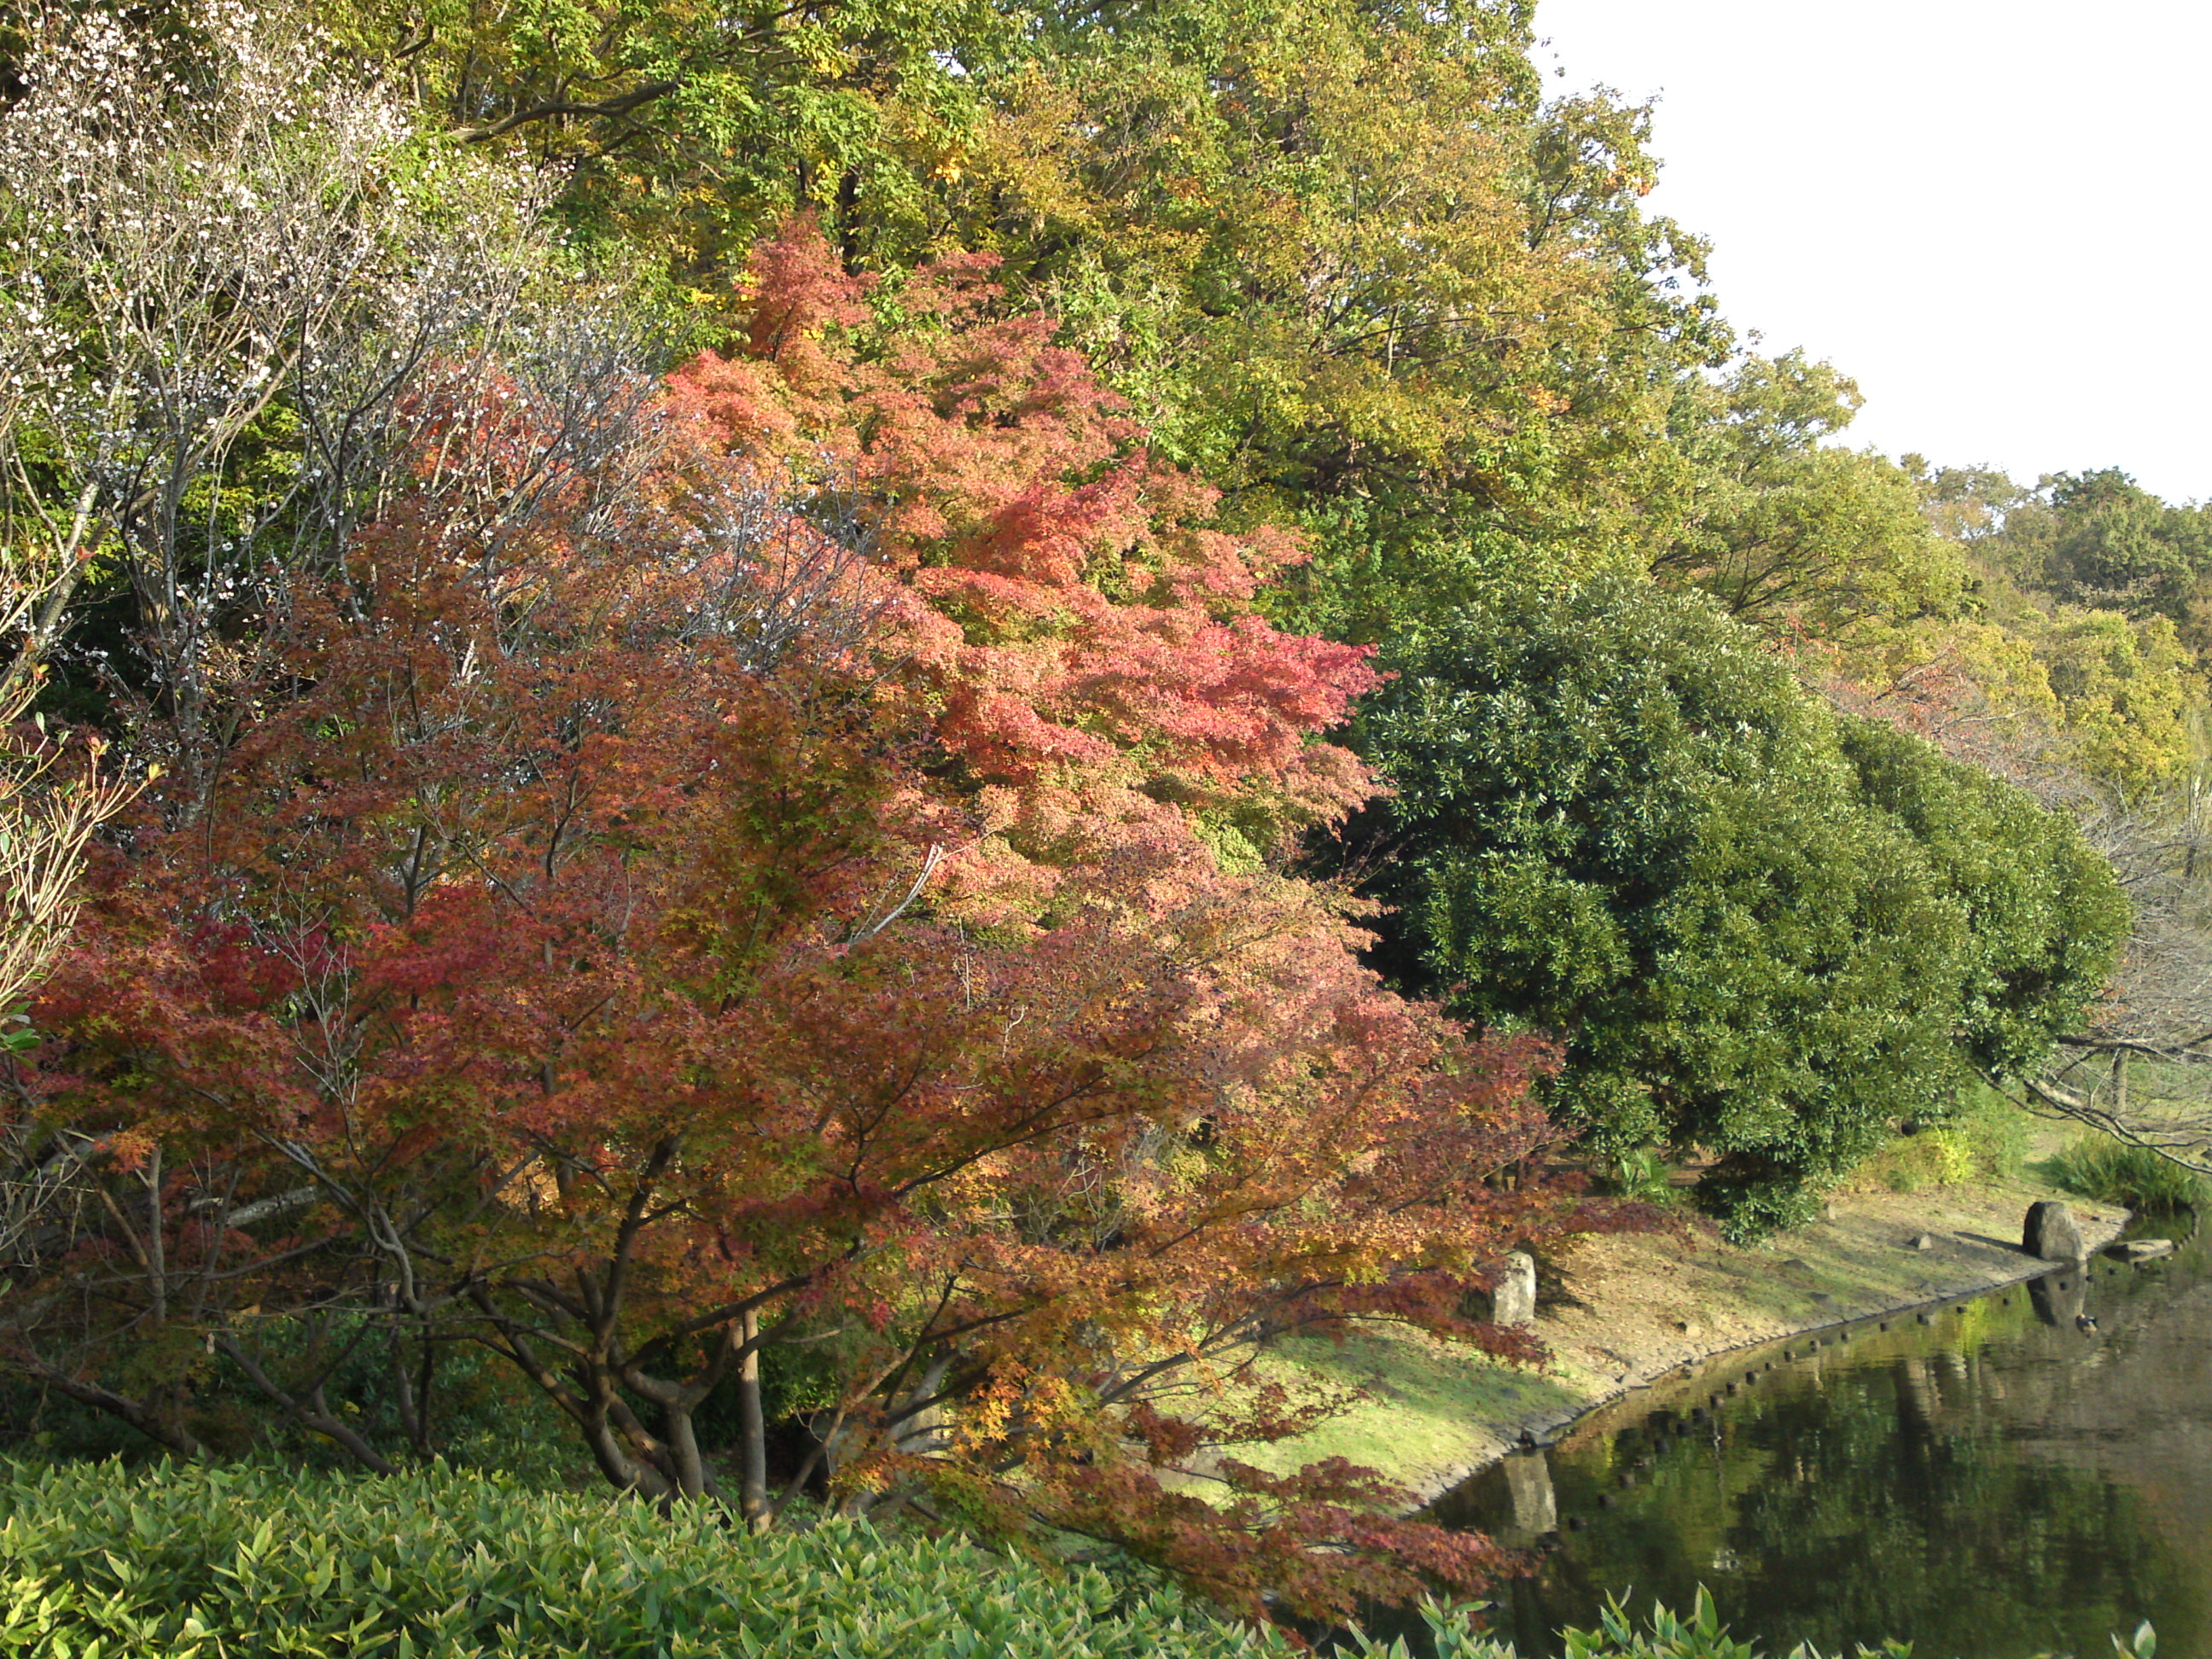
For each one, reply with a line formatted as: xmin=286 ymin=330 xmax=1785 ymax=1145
xmin=1647 ymin=352 xmax=1965 ymax=673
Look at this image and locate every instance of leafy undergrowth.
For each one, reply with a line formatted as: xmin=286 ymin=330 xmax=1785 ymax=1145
xmin=1353 ymin=1591 xmax=2155 ymax=1659
xmin=2045 ymin=1134 xmax=2210 ymax=1214
xmin=1845 ymin=1086 xmax=2032 ymax=1196
xmin=0 ymin=1462 xmax=2145 ymax=1657
xmin=0 ymin=1460 xmax=1284 ymax=1658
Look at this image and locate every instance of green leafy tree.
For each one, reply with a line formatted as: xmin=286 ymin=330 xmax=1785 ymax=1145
xmin=1833 ymin=717 xmax=2127 ymax=1076
xmin=1645 ymin=353 xmax=1964 ymax=672
xmin=329 ymin=0 xmax=1726 ymax=645
xmin=943 ymin=0 xmax=1724 ymax=642
xmin=1355 ymin=574 xmax=2125 ymax=1234
xmin=2032 ymin=469 xmax=2212 ymax=620
xmin=1891 ymin=463 xmax=2204 ymax=796
xmin=329 ymin=0 xmax=1013 ymax=271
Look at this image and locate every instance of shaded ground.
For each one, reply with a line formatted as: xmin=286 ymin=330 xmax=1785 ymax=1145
xmin=1245 ymin=1169 xmax=2128 ymax=1503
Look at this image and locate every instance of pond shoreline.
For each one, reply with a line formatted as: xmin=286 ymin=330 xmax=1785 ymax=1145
xmin=1246 ymin=1178 xmax=2132 ymax=1507
xmin=1446 ymin=1221 xmax=2208 ymax=1659
xmin=1433 ymin=1198 xmax=2129 ymax=1500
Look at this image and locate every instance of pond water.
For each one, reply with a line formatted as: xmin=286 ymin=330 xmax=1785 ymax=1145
xmin=1425 ymin=1220 xmax=2211 ymax=1658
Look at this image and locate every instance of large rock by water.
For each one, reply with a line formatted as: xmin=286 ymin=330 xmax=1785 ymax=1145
xmin=2023 ymin=1200 xmax=2087 ymax=1261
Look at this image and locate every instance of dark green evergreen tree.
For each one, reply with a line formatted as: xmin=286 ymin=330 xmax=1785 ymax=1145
xmin=1356 ymin=574 xmax=2127 ymax=1234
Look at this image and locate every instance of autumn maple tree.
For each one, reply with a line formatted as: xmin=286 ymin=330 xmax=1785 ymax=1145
xmin=6 ymin=219 xmax=1604 ymax=1622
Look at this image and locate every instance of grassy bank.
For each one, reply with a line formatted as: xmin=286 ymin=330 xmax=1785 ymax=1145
xmin=1249 ymin=1121 xmax=2131 ymax=1504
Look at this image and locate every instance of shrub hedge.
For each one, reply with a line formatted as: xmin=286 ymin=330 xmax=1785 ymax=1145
xmin=0 ymin=1460 xmax=1283 ymax=1657
xmin=0 ymin=1463 xmax=2156 ymax=1657
xmin=1354 ymin=1592 xmax=2154 ymax=1659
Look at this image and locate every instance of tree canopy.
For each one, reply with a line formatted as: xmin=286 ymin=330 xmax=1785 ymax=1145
xmin=0 ymin=0 xmax=2179 ymax=1621
xmin=1357 ymin=576 xmax=2126 ymax=1234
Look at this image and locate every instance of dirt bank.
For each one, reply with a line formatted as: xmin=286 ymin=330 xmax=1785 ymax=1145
xmin=1245 ymin=1174 xmax=2128 ymax=1505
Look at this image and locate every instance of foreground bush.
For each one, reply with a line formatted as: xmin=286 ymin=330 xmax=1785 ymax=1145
xmin=1355 ymin=1592 xmax=2155 ymax=1659
xmin=0 ymin=1461 xmax=1283 ymax=1657
xmin=0 ymin=1463 xmax=2155 ymax=1657
xmin=1358 ymin=1594 xmax=1900 ymax=1656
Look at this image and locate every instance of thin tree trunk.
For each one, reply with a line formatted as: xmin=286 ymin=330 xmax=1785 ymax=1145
xmin=144 ymin=1143 xmax=166 ymax=1325
xmin=666 ymin=1402 xmax=718 ymax=1501
xmin=388 ymin=1321 xmax=433 ymax=1458
xmin=739 ymin=1308 xmax=768 ymax=1531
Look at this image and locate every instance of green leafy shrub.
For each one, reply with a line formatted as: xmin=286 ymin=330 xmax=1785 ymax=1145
xmin=0 ymin=1460 xmax=1283 ymax=1657
xmin=2047 ymin=1136 xmax=2210 ymax=1214
xmin=1854 ymin=1086 xmax=2031 ymax=1195
xmin=1348 ymin=1590 xmax=1895 ymax=1656
xmin=1351 ymin=1591 xmax=2151 ymax=1658
xmin=1858 ymin=1127 xmax=1974 ymax=1195
xmin=1598 ymin=1148 xmax=1687 ymax=1207
xmin=1356 ymin=575 xmax=2124 ymax=1238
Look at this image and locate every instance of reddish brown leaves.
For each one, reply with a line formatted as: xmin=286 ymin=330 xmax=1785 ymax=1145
xmin=666 ymin=218 xmax=1378 ymax=871
xmin=15 ymin=219 xmax=1609 ymax=1626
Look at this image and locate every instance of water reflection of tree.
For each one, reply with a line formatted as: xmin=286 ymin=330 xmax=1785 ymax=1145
xmin=1505 ymin=1348 xmax=2192 ymax=1659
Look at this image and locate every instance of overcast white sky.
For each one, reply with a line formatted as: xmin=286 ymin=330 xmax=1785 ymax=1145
xmin=1533 ymin=0 xmax=2212 ymax=502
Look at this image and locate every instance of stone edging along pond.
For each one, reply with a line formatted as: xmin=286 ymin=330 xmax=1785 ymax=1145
xmin=1243 ymin=1178 xmax=2133 ymax=1508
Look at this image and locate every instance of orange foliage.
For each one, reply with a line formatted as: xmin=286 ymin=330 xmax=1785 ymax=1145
xmin=15 ymin=222 xmax=1627 ymax=1625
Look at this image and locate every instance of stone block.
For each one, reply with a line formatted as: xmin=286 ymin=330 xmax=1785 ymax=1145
xmin=1493 ymin=1249 xmax=1537 ymax=1328
xmin=2107 ymin=1237 xmax=2176 ymax=1262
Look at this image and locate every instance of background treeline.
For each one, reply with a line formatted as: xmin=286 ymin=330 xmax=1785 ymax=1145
xmin=0 ymin=0 xmax=2196 ymax=1633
